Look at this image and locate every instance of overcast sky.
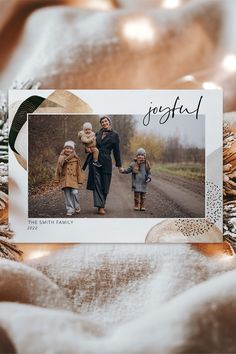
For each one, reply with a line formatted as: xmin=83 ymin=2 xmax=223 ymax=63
xmin=134 ymin=114 xmax=205 ymax=148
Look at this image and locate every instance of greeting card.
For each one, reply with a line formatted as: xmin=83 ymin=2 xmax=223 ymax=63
xmin=9 ymin=89 xmax=223 ymax=243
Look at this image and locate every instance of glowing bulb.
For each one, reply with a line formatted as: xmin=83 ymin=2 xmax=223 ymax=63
xmin=222 ymin=54 xmax=236 ymax=73
xmin=122 ymin=18 xmax=155 ymax=44
xmin=202 ymin=81 xmax=221 ymax=90
xmin=27 ymin=250 xmax=51 ymax=260
xmin=161 ymin=0 xmax=182 ymax=9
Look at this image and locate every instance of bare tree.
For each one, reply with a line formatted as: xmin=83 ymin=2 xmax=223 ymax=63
xmin=110 ymin=115 xmax=136 ymax=158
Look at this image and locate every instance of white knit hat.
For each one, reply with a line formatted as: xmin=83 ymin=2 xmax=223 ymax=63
xmin=100 ymin=115 xmax=112 ymax=124
xmin=83 ymin=122 xmax=92 ymax=130
xmin=136 ymin=148 xmax=146 ymax=156
xmin=64 ymin=140 xmax=75 ymax=149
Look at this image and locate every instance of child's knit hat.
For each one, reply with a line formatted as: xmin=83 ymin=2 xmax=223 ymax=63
xmin=136 ymin=148 xmax=146 ymax=157
xmin=83 ymin=122 xmax=92 ymax=130
xmin=64 ymin=140 xmax=75 ymax=149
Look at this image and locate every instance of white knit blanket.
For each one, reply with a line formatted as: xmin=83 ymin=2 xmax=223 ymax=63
xmin=0 ymin=244 xmax=236 ymax=353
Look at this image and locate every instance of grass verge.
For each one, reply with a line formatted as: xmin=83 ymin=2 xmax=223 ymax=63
xmin=152 ymin=162 xmax=205 ymax=180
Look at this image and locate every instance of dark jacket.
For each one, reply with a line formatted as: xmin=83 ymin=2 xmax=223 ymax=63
xmin=86 ymin=129 xmax=122 ymax=192
xmin=96 ymin=129 xmax=121 ymax=173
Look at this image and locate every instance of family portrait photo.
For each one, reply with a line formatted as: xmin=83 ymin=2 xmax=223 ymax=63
xmin=28 ymin=113 xmax=205 ymax=218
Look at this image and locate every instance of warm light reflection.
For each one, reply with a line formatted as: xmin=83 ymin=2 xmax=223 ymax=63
xmin=19 ymin=244 xmax=77 ymax=261
xmin=70 ymin=0 xmax=114 ymax=10
xmin=222 ymin=54 xmax=236 ymax=74
xmin=27 ymin=250 xmax=51 ymax=260
xmin=193 ymin=243 xmax=234 ymax=257
xmin=219 ymin=254 xmax=235 ymax=262
xmin=202 ymin=81 xmax=221 ymax=89
xmin=161 ymin=0 xmax=182 ymax=9
xmin=122 ymin=17 xmax=155 ymax=44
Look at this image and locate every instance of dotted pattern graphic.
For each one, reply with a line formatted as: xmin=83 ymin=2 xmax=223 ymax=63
xmin=175 ymin=182 xmax=222 ymax=238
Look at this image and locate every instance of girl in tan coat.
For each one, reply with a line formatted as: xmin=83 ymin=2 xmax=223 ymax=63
xmin=55 ymin=140 xmax=83 ymax=216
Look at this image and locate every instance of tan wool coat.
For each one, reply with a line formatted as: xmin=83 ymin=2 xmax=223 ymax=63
xmin=78 ymin=130 xmax=96 ymax=148
xmin=55 ymin=151 xmax=84 ymax=190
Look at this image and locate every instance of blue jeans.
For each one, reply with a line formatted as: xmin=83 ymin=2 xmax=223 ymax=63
xmin=63 ymin=188 xmax=80 ymax=213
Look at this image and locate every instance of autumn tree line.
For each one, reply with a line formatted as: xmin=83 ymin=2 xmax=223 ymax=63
xmin=28 ymin=114 xmax=204 ymax=190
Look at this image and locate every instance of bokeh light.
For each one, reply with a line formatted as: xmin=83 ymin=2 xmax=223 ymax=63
xmin=70 ymin=0 xmax=115 ymax=10
xmin=181 ymin=75 xmax=196 ymax=82
xmin=161 ymin=0 xmax=182 ymax=9
xmin=122 ymin=17 xmax=155 ymax=44
xmin=222 ymin=54 xmax=236 ymax=74
xmin=202 ymin=81 xmax=221 ymax=90
xmin=26 ymin=250 xmax=51 ymax=260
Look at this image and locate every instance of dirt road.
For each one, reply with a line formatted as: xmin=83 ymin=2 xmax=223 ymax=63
xmin=28 ymin=169 xmax=205 ymax=218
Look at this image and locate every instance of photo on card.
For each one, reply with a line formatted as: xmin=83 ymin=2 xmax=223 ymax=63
xmin=27 ymin=113 xmax=205 ymax=219
xmin=8 ymin=90 xmax=223 ymax=243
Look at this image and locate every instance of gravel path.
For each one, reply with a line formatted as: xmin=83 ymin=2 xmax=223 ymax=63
xmin=28 ymin=170 xmax=205 ymax=218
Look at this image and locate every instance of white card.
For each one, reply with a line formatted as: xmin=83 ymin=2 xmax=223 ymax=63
xmin=9 ymin=89 xmax=223 ymax=243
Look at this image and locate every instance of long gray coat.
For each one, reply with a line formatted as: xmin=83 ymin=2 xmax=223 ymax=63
xmin=123 ymin=160 xmax=151 ymax=193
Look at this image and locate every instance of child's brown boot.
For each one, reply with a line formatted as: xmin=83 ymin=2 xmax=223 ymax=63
xmin=140 ymin=193 xmax=146 ymax=211
xmin=134 ymin=192 xmax=140 ymax=211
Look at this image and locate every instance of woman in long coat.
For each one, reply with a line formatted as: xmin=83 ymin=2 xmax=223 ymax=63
xmin=85 ymin=116 xmax=122 ymax=215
